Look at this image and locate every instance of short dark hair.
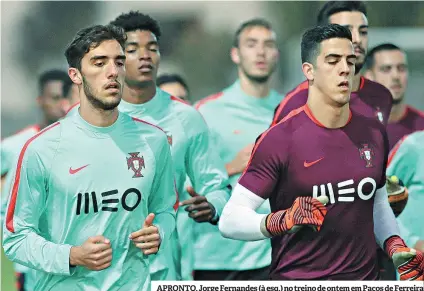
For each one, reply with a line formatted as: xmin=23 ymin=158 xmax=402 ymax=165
xmin=157 ymin=74 xmax=189 ymax=93
xmin=64 ymin=24 xmax=126 ymax=70
xmin=301 ymin=24 xmax=352 ymax=64
xmin=233 ymin=18 xmax=273 ymax=48
xmin=317 ymin=1 xmax=367 ymax=25
xmin=38 ymin=69 xmax=72 ymax=95
xmin=364 ymin=43 xmax=405 ymax=70
xmin=110 ymin=11 xmax=161 ymax=39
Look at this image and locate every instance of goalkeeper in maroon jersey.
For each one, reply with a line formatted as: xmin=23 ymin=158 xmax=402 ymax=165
xmin=219 ymin=24 xmax=424 ymax=281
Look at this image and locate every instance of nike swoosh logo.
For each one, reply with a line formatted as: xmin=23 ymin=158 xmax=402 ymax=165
xmin=304 ymin=158 xmax=324 ymax=168
xmin=69 ymin=164 xmax=89 ymax=175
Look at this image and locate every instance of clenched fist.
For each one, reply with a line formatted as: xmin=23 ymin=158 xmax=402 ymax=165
xmin=129 ymin=213 xmax=161 ymax=255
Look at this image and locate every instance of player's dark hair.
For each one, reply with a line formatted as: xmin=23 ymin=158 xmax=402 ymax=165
xmin=233 ymin=18 xmax=273 ymax=48
xmin=317 ymin=1 xmax=367 ymax=25
xmin=157 ymin=74 xmax=189 ymax=94
xmin=364 ymin=43 xmax=404 ymax=71
xmin=110 ymin=11 xmax=161 ymax=39
xmin=64 ymin=24 xmax=126 ymax=70
xmin=301 ymin=24 xmax=352 ymax=64
xmin=38 ymin=69 xmax=72 ymax=96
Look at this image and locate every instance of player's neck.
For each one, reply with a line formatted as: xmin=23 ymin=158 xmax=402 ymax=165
xmin=307 ymin=91 xmax=351 ymax=129
xmin=239 ymin=73 xmax=271 ymax=98
xmin=78 ymin=100 xmax=119 ymax=127
xmin=389 ymin=103 xmax=407 ymax=123
xmin=352 ymin=74 xmax=361 ymax=92
xmin=122 ymin=84 xmax=156 ymax=105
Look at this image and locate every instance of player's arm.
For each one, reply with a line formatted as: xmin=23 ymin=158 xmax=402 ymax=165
xmin=375 ymin=131 xmax=424 ymax=280
xmin=146 ymin=135 xmax=177 ymax=250
xmin=181 ymin=116 xmax=231 ymax=224
xmin=219 ymin=128 xmax=328 ymax=241
xmin=2 ymin=146 xmax=75 ymax=275
xmin=387 ymin=136 xmax=422 ymax=248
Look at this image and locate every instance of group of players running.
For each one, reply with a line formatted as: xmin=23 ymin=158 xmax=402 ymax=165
xmin=1 ymin=1 xmax=424 ymax=291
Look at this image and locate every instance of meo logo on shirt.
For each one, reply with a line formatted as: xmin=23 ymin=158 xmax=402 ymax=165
xmin=75 ymin=188 xmax=142 ymax=215
xmin=312 ymin=177 xmax=377 ymax=204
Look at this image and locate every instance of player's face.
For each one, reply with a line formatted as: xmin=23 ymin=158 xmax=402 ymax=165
xmin=329 ymin=11 xmax=368 ymax=73
xmin=38 ymin=80 xmax=67 ymax=123
xmin=72 ymin=39 xmax=125 ymax=111
xmin=159 ymin=82 xmax=189 ymax=102
xmin=232 ymin=26 xmax=279 ymax=83
xmin=124 ymin=30 xmax=160 ymax=87
xmin=310 ymin=38 xmax=356 ymax=106
xmin=367 ymin=50 xmax=408 ymax=103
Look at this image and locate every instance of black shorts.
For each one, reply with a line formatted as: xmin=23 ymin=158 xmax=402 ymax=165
xmin=194 ymin=266 xmax=270 ymax=281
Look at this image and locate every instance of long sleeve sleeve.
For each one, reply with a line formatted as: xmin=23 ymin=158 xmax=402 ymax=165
xmin=2 ymin=145 xmax=74 ymax=275
xmin=149 ymin=137 xmax=177 ymax=248
xmin=185 ymin=121 xmax=231 ymax=217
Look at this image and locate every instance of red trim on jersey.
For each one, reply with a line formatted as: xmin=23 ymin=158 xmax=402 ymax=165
xmin=359 ymin=77 xmax=365 ymax=91
xmin=195 ymin=92 xmax=224 ymax=110
xmin=173 ymin=180 xmax=179 ymax=211
xmin=387 ymin=135 xmax=408 ymax=168
xmin=406 ymin=105 xmax=424 ymax=118
xmin=170 ymin=95 xmax=190 ymax=105
xmin=271 ymin=81 xmax=308 ymax=126
xmin=1 ymin=124 xmax=41 ymax=142
xmin=131 ymin=117 xmax=178 ymax=211
xmin=66 ymin=101 xmax=80 ymax=115
xmin=240 ymin=106 xmax=305 ymax=179
xmin=131 ymin=117 xmax=165 ymax=133
xmin=304 ymin=105 xmax=352 ymax=128
xmin=6 ymin=122 xmax=60 ymax=233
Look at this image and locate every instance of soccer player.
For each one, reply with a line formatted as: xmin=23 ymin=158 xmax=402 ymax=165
xmin=364 ymin=44 xmax=424 ymax=150
xmin=1 ymin=69 xmax=72 ymax=189
xmin=2 ymin=24 xmax=176 ymax=291
xmin=157 ymin=74 xmax=190 ymax=103
xmin=219 ymin=24 xmax=424 ymax=281
xmin=271 ymin=1 xmax=393 ymax=127
xmin=194 ymin=18 xmax=282 ymax=280
xmin=387 ymin=131 xmax=424 ymax=253
xmin=0 ymin=69 xmax=71 ymax=291
xmin=112 ymin=11 xmax=231 ymax=281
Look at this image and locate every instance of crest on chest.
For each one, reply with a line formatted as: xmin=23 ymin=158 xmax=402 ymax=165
xmin=127 ymin=152 xmax=145 ymax=178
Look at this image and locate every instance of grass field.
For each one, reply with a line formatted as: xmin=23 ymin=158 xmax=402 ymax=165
xmin=1 ymin=235 xmax=17 ymax=291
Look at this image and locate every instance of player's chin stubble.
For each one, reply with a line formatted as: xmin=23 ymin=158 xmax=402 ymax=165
xmin=83 ymin=77 xmax=120 ymax=111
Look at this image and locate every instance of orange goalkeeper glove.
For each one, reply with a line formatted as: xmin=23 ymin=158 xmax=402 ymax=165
xmin=385 ymin=236 xmax=424 ymax=281
xmin=265 ymin=196 xmax=328 ymax=236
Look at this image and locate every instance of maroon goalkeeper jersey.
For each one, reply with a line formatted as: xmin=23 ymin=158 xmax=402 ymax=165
xmin=239 ymin=105 xmax=389 ymax=280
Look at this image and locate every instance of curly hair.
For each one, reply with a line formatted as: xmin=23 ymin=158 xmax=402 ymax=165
xmin=110 ymin=11 xmax=161 ymax=39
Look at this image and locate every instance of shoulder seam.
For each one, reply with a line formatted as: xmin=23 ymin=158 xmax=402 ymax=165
xmin=195 ymin=92 xmax=224 ymax=110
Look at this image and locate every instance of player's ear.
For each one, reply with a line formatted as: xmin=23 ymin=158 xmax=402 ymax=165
xmin=68 ymin=68 xmax=82 ymax=85
xmin=230 ymin=47 xmax=240 ymax=65
xmin=363 ymin=70 xmax=374 ymax=81
xmin=302 ymin=62 xmax=314 ymax=81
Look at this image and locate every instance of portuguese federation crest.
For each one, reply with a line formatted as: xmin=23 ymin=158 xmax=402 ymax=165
xmin=359 ymin=144 xmax=375 ymax=168
xmin=127 ymin=152 xmax=145 ymax=178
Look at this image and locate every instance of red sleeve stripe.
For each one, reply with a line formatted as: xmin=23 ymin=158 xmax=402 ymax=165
xmin=131 ymin=117 xmax=165 ymax=133
xmin=173 ymin=179 xmax=179 ymax=211
xmin=239 ymin=106 xmax=305 ymax=179
xmin=170 ymin=95 xmax=190 ymax=105
xmin=387 ymin=135 xmax=408 ymax=168
xmin=65 ymin=102 xmax=80 ymax=115
xmin=271 ymin=81 xmax=308 ymax=126
xmin=195 ymin=92 xmax=223 ymax=110
xmin=6 ymin=122 xmax=61 ymax=233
